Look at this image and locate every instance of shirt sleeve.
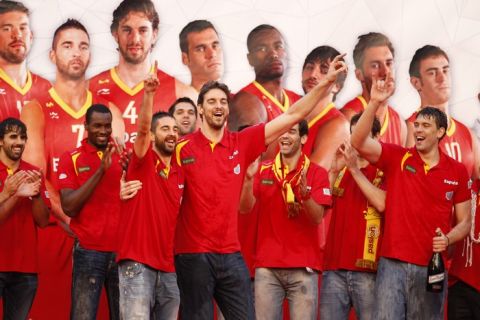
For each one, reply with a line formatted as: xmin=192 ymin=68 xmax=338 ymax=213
xmin=309 ymin=165 xmax=332 ymax=207
xmin=374 ymin=142 xmax=406 ymax=173
xmin=57 ymin=151 xmax=79 ymax=190
xmin=240 ymin=123 xmax=267 ymax=166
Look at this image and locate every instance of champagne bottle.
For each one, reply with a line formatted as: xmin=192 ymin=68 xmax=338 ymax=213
xmin=426 ymin=232 xmax=445 ymax=292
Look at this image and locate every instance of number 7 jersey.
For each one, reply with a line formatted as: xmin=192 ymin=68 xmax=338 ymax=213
xmin=36 ymin=87 xmax=108 ymax=187
xmin=89 ymin=67 xmax=177 ymax=147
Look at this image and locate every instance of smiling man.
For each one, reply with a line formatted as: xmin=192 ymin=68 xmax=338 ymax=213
xmin=57 ymin=104 xmax=122 ymax=319
xmin=0 ymin=117 xmax=50 ymax=320
xmin=351 ymin=72 xmax=471 ymax=319
xmin=168 ymin=97 xmax=197 ymax=137
xmin=173 ymin=53 xmax=346 ymax=320
xmin=239 ymin=120 xmax=331 ymax=320
xmin=116 ymin=69 xmax=184 ymax=319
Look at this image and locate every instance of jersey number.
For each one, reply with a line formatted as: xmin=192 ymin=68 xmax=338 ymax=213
xmin=444 ymin=142 xmax=462 ymax=162
xmin=123 ymin=101 xmax=138 ymax=125
xmin=71 ymin=124 xmax=85 ymax=148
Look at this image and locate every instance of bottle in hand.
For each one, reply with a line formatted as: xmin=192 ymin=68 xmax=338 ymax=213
xmin=426 ymin=232 xmax=445 ymax=293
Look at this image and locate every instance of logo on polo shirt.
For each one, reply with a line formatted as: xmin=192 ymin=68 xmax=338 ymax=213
xmin=78 ymin=166 xmax=90 ymax=173
xmin=445 ymin=191 xmax=453 ymax=201
xmin=323 ymin=188 xmax=331 ymax=196
xmin=229 ymin=150 xmax=239 ymax=160
xmin=181 ymin=157 xmax=195 ymax=165
xmin=233 ymin=164 xmax=241 ymax=175
xmin=405 ymin=165 xmax=416 ymax=174
xmin=261 ymin=179 xmax=274 ymax=185
xmin=443 ymin=179 xmax=458 ymax=186
xmin=58 ymin=173 xmax=67 ymax=180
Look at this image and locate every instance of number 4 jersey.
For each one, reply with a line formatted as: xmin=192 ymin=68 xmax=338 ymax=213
xmin=89 ymin=67 xmax=177 ymax=148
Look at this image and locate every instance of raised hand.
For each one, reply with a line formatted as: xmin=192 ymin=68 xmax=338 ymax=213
xmin=370 ymin=71 xmax=395 ymax=105
xmin=297 ymin=169 xmax=310 ymax=201
xmin=144 ymin=60 xmax=159 ymax=93
xmin=119 ymin=171 xmax=142 ymax=200
xmin=338 ymin=140 xmax=358 ymax=170
xmin=100 ymin=142 xmax=115 ymax=171
xmin=330 ymin=141 xmax=347 ymax=174
xmin=326 ymin=53 xmax=348 ymax=83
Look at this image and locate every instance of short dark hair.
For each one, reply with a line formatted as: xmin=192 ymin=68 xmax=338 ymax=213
xmin=298 ymin=119 xmax=308 ymax=137
xmin=0 ymin=0 xmax=29 ymax=16
xmin=353 ymin=32 xmax=394 ymax=70
xmin=0 ymin=117 xmax=27 ymax=139
xmin=168 ymin=97 xmax=197 ymax=117
xmin=197 ymin=81 xmax=231 ymax=106
xmin=52 ymin=19 xmax=89 ymax=50
xmin=110 ymin=0 xmax=159 ymax=33
xmin=179 ymin=20 xmax=217 ymax=53
xmin=409 ymin=45 xmax=449 ymax=78
xmin=246 ymin=24 xmax=279 ymax=52
xmin=86 ymin=104 xmax=111 ymax=124
xmin=416 ymin=106 xmax=448 ymax=140
xmin=151 ymin=111 xmax=174 ymax=132
xmin=303 ymin=45 xmax=345 ymax=98
xmin=350 ymin=112 xmax=381 ymax=137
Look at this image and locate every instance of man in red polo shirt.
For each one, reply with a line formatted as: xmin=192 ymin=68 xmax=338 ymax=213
xmin=116 ymin=68 xmax=184 ymax=319
xmin=57 ymin=104 xmax=122 ymax=319
xmin=340 ymin=32 xmax=406 ymax=146
xmin=239 ymin=120 xmax=331 ymax=319
xmin=351 ymin=72 xmax=471 ymax=319
xmin=173 ymin=53 xmax=347 ymax=319
xmin=321 ymin=114 xmax=385 ymax=320
xmin=0 ymin=117 xmax=50 ymax=319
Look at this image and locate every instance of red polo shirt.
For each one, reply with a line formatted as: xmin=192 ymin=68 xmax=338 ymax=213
xmin=57 ymin=139 xmax=122 ymax=252
xmin=324 ymin=165 xmax=384 ymax=272
xmin=174 ymin=124 xmax=266 ymax=254
xmin=376 ymin=142 xmax=470 ymax=266
xmin=0 ymin=160 xmax=49 ymax=273
xmin=117 ymin=146 xmax=184 ymax=272
xmin=254 ymin=159 xmax=331 ymax=270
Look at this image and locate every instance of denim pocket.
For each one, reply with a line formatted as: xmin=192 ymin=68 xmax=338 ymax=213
xmin=121 ymin=261 xmax=144 ymax=279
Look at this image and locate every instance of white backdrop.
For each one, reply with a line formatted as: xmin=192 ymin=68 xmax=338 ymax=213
xmin=24 ymin=0 xmax=480 ymax=126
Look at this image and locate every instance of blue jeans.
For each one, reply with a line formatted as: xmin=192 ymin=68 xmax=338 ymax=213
xmin=373 ymin=257 xmax=446 ymax=320
xmin=119 ymin=260 xmax=179 ymax=320
xmin=0 ymin=272 xmax=37 ymax=320
xmin=71 ymin=243 xmax=119 ymax=320
xmin=319 ymin=270 xmax=376 ymax=320
xmin=255 ymin=267 xmax=318 ymax=320
xmin=174 ymin=252 xmax=254 ymax=320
